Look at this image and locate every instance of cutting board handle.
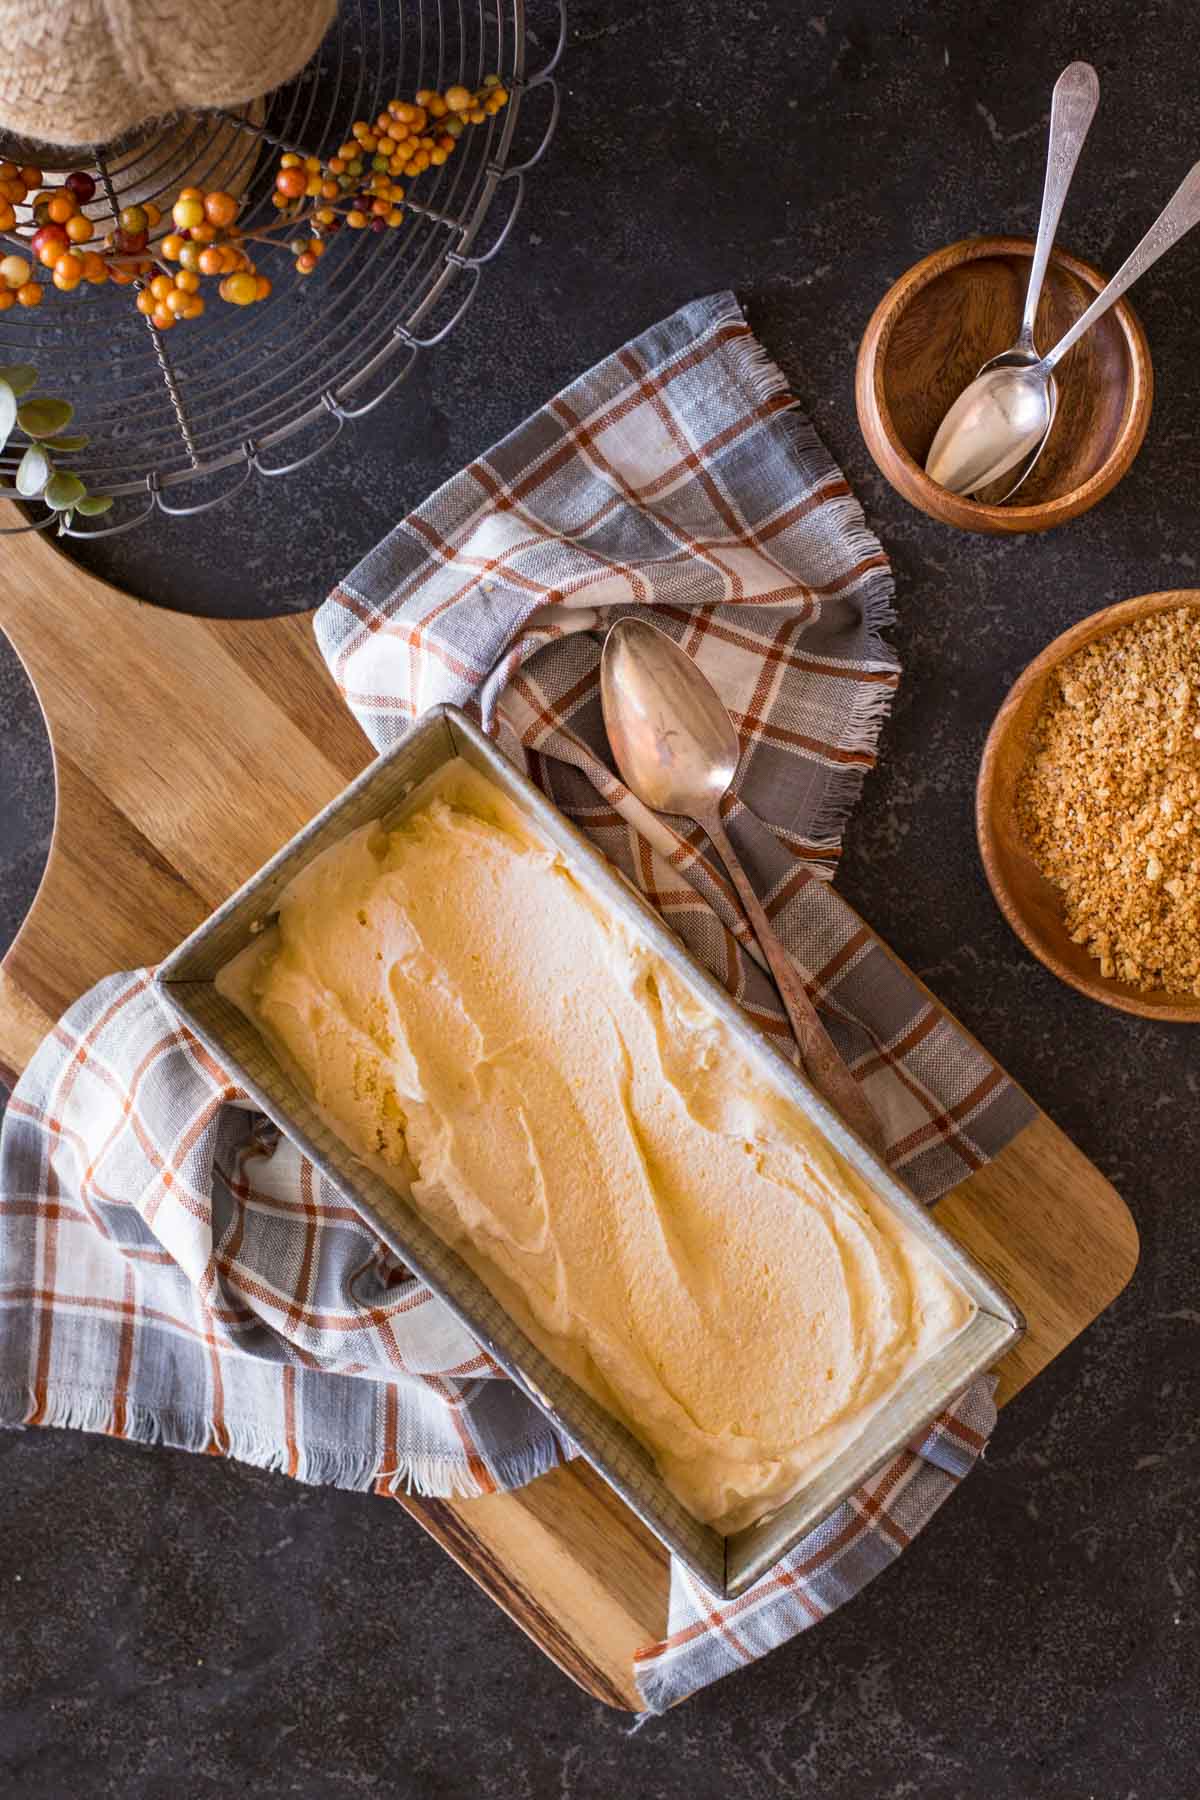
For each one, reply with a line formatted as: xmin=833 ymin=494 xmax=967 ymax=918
xmin=0 ymin=503 xmax=372 ymax=1070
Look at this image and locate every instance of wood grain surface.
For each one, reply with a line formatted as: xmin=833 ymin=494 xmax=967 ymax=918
xmin=0 ymin=509 xmax=1139 ymax=1710
xmin=977 ymin=587 xmax=1200 ymax=1023
xmin=855 ymin=236 xmax=1153 ymax=535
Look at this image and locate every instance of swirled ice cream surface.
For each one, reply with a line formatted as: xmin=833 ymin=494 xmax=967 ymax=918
xmin=218 ymin=761 xmax=973 ymax=1533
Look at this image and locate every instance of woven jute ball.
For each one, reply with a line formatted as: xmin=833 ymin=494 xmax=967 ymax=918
xmin=0 ymin=0 xmax=336 ymax=149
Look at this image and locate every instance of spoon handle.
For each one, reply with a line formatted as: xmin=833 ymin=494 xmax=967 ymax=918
xmin=1044 ymin=160 xmax=1200 ymax=371
xmin=1020 ymin=62 xmax=1100 ymax=346
xmin=703 ymin=812 xmax=885 ymax=1153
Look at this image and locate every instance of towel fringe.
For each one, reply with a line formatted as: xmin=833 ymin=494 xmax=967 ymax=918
xmin=713 ymin=296 xmax=898 ymax=873
xmin=712 ymin=294 xmax=797 ymax=413
xmin=373 ymin=1431 xmax=566 ymax=1502
xmin=0 ymin=1383 xmax=565 ymax=1502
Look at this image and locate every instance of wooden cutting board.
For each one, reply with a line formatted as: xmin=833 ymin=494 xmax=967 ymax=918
xmin=0 ymin=512 xmax=1139 ymax=1711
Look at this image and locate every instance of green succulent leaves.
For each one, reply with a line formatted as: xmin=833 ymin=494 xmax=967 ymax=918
xmin=44 ymin=470 xmax=85 ymax=509
xmin=17 ymin=396 xmax=73 ymax=438
xmin=0 ymin=368 xmax=109 ymax=528
xmin=0 ymin=365 xmax=37 ymax=397
xmin=15 ymin=443 xmax=49 ymax=496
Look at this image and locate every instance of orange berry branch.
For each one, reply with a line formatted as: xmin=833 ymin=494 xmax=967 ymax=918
xmin=0 ymin=78 xmax=509 ymax=328
xmin=0 ymin=78 xmax=508 ymax=526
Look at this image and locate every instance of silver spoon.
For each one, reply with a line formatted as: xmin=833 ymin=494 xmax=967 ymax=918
xmin=968 ymin=61 xmax=1099 ymax=502
xmin=600 ymin=617 xmax=884 ymax=1152
xmin=928 ymin=159 xmax=1200 ymax=496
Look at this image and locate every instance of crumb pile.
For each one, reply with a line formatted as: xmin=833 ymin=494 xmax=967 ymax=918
xmin=1016 ymin=605 xmax=1200 ymax=996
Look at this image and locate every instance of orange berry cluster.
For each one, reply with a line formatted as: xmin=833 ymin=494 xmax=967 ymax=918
xmin=152 ymin=187 xmax=269 ymax=326
xmin=0 ymin=159 xmax=57 ymax=232
xmin=0 ymin=73 xmax=511 ymax=315
xmin=273 ymin=152 xmax=391 ymax=256
xmin=0 ymin=251 xmax=40 ymax=309
xmin=271 ymin=77 xmax=508 ymax=266
xmin=17 ymin=166 xmax=158 ymax=298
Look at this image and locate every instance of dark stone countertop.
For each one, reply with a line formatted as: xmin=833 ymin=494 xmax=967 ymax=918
xmin=2 ymin=2 xmax=1198 ymax=1794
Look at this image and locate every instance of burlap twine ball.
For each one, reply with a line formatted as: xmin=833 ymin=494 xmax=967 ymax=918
xmin=0 ymin=0 xmax=337 ymax=148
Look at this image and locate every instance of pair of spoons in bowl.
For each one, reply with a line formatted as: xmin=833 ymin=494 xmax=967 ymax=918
xmin=927 ymin=61 xmax=1200 ymax=499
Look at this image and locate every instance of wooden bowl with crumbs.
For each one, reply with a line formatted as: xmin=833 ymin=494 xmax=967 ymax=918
xmin=978 ymin=590 xmax=1200 ymax=1021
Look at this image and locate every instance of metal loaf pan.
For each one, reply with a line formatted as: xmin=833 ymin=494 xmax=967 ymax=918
xmin=157 ymin=704 xmax=1024 ymax=1599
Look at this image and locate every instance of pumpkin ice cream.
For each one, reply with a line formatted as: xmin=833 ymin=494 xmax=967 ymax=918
xmin=219 ymin=762 xmax=974 ymax=1533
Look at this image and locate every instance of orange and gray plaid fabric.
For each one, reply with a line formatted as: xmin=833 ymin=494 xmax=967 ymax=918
xmin=1 ymin=294 xmax=1030 ymax=1711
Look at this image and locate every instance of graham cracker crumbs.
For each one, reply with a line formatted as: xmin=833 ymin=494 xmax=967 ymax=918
xmin=1015 ymin=605 xmax=1200 ymax=996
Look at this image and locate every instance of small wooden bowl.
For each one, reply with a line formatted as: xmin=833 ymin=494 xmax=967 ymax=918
xmin=856 ymin=236 xmax=1153 ymax=534
xmin=978 ymin=590 xmax=1200 ymax=1021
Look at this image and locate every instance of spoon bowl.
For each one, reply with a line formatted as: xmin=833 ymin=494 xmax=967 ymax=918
xmin=600 ymin=616 xmax=738 ymax=817
xmin=969 ymin=345 xmax=1059 ymax=503
xmin=926 ymin=360 xmax=1057 ymax=494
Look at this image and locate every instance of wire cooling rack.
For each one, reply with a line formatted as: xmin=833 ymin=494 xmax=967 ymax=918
xmin=0 ymin=0 xmax=564 ymax=535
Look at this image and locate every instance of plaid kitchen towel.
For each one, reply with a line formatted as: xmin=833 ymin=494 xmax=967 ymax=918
xmin=1 ymin=293 xmax=1033 ymax=1713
